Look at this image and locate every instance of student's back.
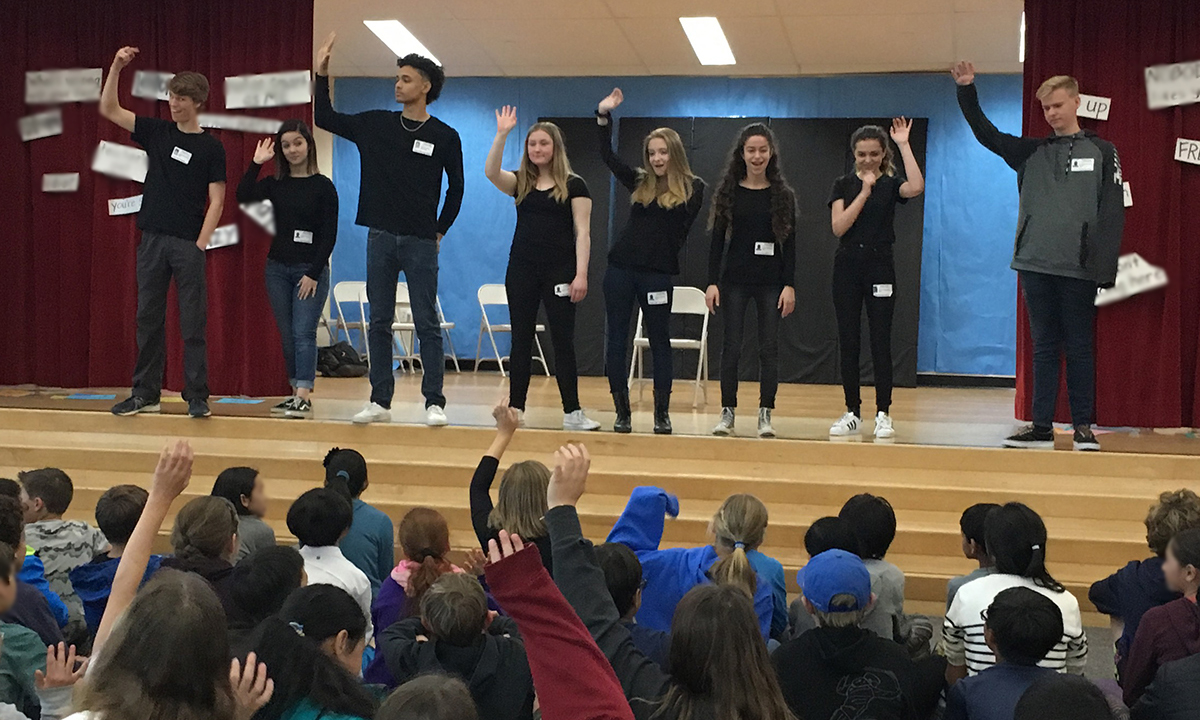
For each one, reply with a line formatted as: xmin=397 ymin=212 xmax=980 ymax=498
xmin=324 ymin=448 xmax=394 ymax=594
xmin=1131 ymin=652 xmax=1200 ymax=720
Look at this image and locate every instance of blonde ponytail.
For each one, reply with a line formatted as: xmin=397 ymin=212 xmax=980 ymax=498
xmin=708 ymin=494 xmax=770 ymax=598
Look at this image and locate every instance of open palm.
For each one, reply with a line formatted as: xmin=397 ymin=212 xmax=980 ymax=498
xmin=496 ymin=105 xmax=518 ymax=134
xmin=890 ymin=117 xmax=912 ymax=145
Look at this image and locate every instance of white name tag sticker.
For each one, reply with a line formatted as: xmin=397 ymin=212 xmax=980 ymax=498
xmin=293 ymin=230 xmax=313 ymax=244
xmin=873 ymin=284 xmax=894 ymax=298
xmin=754 ymin=242 xmax=775 ymax=256
xmin=553 ymin=283 xmax=570 ymax=297
xmin=1123 ymin=181 xmax=1133 ymax=207
xmin=171 ymin=146 xmax=193 ymax=164
xmin=412 ymin=139 xmax=434 ymax=156
xmin=1070 ymin=157 xmax=1095 ymax=172
xmin=647 ymin=291 xmax=669 ymax=306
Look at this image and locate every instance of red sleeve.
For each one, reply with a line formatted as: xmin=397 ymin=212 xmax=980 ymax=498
xmin=485 ymin=545 xmax=634 ymax=720
xmin=1122 ymin=608 xmax=1163 ymax=706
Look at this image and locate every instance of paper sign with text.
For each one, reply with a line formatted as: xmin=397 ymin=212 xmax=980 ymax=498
xmin=225 ymin=70 xmax=310 ymax=109
xmin=198 ymin=114 xmax=283 ymax=135
xmin=25 ymin=68 xmax=102 ymax=104
xmin=1095 ymin=254 xmax=1168 ymax=307
xmin=92 ymin=141 xmax=149 ymax=183
xmin=42 ymin=173 xmax=80 ymax=193
xmin=1078 ymin=94 xmax=1112 ymax=121
xmin=206 ymin=224 xmax=240 ymax=250
xmin=132 ymin=71 xmax=175 ymax=101
xmin=1145 ymin=60 xmax=1200 ymax=110
xmin=1176 ymin=138 xmax=1200 ymax=166
xmin=18 ymin=108 xmax=63 ymax=141
xmin=240 ymin=201 xmax=276 ymax=235
xmin=108 ymin=195 xmax=144 ymax=215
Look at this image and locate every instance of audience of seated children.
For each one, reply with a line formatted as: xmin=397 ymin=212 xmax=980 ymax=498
xmin=944 ymin=587 xmax=1063 ymax=720
xmin=594 ymin=542 xmax=671 ymax=669
xmin=211 ymin=466 xmax=277 ymax=562
xmin=947 ymin=503 xmax=1001 ymax=610
xmin=287 ymin=487 xmax=374 ymax=643
xmin=324 ymin=448 xmax=395 ymax=596
xmin=0 ymin=479 xmax=69 ymax=632
xmin=250 ymin=584 xmax=378 ymax=720
xmin=68 ymin=485 xmax=163 ymax=637
xmin=159 ymin=495 xmax=239 ymax=615
xmin=1091 ymin=489 xmax=1200 ymax=681
xmin=788 ymin=515 xmax=861 ymax=638
xmin=1121 ymin=526 xmax=1200 ymax=707
xmin=375 ymin=674 xmax=479 ymax=720
xmin=943 ymin=502 xmax=1088 ymax=682
xmin=377 ymin=572 xmax=534 ymax=717
xmin=471 ymin=403 xmax=555 ymax=572
xmin=1015 ymin=674 xmax=1117 ymax=720
xmin=0 ymin=496 xmax=63 ymax=647
xmin=227 ymin=546 xmax=306 ymax=660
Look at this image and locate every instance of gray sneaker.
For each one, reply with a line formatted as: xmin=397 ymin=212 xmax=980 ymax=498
xmin=757 ymin=408 xmax=775 ymax=438
xmin=712 ymin=407 xmax=735 ymax=436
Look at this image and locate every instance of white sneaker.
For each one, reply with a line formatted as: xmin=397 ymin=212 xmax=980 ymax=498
xmin=426 ymin=405 xmax=448 ymax=427
xmin=712 ymin=407 xmax=735 ymax=436
xmin=563 ymin=409 xmax=601 ymax=431
xmin=352 ymin=402 xmax=391 ymax=425
xmin=874 ymin=412 xmax=894 ymax=439
xmin=757 ymin=408 xmax=775 ymax=438
xmin=830 ymin=412 xmax=861 ymax=436
xmin=515 ymin=409 xmax=526 ymax=427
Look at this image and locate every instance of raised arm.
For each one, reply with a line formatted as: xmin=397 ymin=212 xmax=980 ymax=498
xmin=235 ymin=139 xmax=274 ymax=205
xmin=831 ymin=174 xmax=874 ymax=238
xmin=485 ymin=106 xmax=519 ymax=196
xmin=952 ymin=61 xmax=1040 ymax=170
xmin=570 ymin=195 xmax=592 ymax=303
xmin=596 ymin=88 xmax=638 ymax=191
xmin=890 ymin=117 xmax=925 ymax=198
xmin=605 ymin=486 xmax=679 ymax=552
xmin=470 ymin=403 xmax=520 ymax=549
xmin=312 ymin=33 xmax=362 ymax=141
xmin=99 ymin=47 xmax=138 ymax=133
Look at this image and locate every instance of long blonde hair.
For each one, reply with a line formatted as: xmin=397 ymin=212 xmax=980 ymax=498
xmin=708 ymin=494 xmax=769 ymax=598
xmin=514 ymin=122 xmax=574 ymax=205
xmin=630 ymin=127 xmax=696 ymax=210
xmin=488 ymin=460 xmax=551 ymax=539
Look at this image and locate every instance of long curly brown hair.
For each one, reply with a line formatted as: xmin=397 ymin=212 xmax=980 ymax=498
xmin=708 ymin=123 xmax=796 ymax=244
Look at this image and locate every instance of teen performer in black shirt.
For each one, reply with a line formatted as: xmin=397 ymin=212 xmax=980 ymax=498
xmin=237 ymin=121 xmax=339 ymax=418
xmin=485 ymin=106 xmax=600 ymax=432
xmin=595 ymin=88 xmax=706 ymax=435
xmin=828 ymin=119 xmax=925 ymax=440
xmin=707 ymin=124 xmax=797 ymax=438
xmin=313 ymin=32 xmax=464 ymax=427
xmin=100 ymin=47 xmax=227 ymax=420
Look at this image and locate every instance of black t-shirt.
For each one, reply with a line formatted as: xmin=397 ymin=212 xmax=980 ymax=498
xmin=827 ymin=173 xmax=908 ymax=246
xmin=236 ymin=162 xmax=340 ymax=280
xmin=510 ymin=175 xmax=590 ymax=266
xmin=708 ymin=184 xmax=796 ymax=287
xmin=131 ymin=116 xmax=227 ymax=241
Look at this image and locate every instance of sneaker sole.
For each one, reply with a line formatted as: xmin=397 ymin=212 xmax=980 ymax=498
xmin=564 ymin=423 xmax=601 ymax=432
xmin=830 ymin=428 xmax=860 ymax=436
xmin=189 ymin=411 xmax=212 ymax=418
xmin=113 ymin=403 xmax=161 ymax=417
xmin=1002 ymin=439 xmax=1055 ymax=449
xmin=353 ymin=415 xmax=390 ymax=425
xmin=712 ymin=427 xmax=733 ymax=436
xmin=875 ymin=430 xmax=895 ymax=439
xmin=1073 ymin=441 xmax=1100 ymax=451
xmin=283 ymin=410 xmax=312 ymax=419
xmin=427 ymin=420 xmax=449 ymax=427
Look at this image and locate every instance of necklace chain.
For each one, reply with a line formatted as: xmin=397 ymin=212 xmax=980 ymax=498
xmin=400 ymin=114 xmax=428 ymax=133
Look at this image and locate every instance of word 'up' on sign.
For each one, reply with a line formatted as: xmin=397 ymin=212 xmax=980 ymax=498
xmin=1176 ymin=138 xmax=1200 ymax=166
xmin=1077 ymin=94 xmax=1111 ymax=121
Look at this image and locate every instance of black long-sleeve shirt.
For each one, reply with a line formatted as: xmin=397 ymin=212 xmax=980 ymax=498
xmin=313 ymin=74 xmax=464 ymax=240
xmin=469 ymin=456 xmax=553 ymax=574
xmin=598 ymin=116 xmax=706 ymax=276
xmin=707 ymin=185 xmax=796 ymax=287
xmin=236 ymin=161 xmax=338 ymax=280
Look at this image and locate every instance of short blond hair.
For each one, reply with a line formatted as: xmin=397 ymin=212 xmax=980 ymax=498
xmin=1036 ymin=75 xmax=1079 ymax=100
xmin=1146 ymin=489 xmax=1200 ymax=557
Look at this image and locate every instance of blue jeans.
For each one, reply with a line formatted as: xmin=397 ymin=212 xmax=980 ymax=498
xmin=1020 ymin=270 xmax=1097 ymax=428
xmin=366 ymin=229 xmax=444 ymax=409
xmin=265 ymin=260 xmax=330 ymax=390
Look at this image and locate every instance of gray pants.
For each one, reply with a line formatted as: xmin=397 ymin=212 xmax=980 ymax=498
xmin=132 ymin=231 xmax=208 ymax=401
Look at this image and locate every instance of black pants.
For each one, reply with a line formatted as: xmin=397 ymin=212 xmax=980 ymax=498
xmin=719 ymin=283 xmax=780 ymax=409
xmin=832 ymin=243 xmax=896 ymax=414
xmin=1020 ymin=270 xmax=1097 ymax=428
xmin=604 ymin=264 xmax=673 ymax=396
xmin=132 ymin=231 xmax=208 ymax=402
xmin=505 ymin=257 xmax=580 ymax=413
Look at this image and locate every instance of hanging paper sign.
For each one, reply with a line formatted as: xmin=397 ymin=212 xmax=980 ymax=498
xmin=92 ymin=140 xmax=148 ymax=182
xmin=240 ymin=200 xmax=276 ymax=235
xmin=42 ymin=173 xmax=80 ymax=192
xmin=1095 ymin=254 xmax=1168 ymax=307
xmin=198 ymin=113 xmax=283 ymax=134
xmin=224 ymin=70 xmax=310 ymax=109
xmin=1122 ymin=182 xmax=1132 ymax=208
xmin=1077 ymin=94 xmax=1111 ymax=121
xmin=108 ymin=194 xmax=144 ymax=215
xmin=25 ymin=68 xmax=102 ymax=104
xmin=1144 ymin=59 xmax=1200 ymax=110
xmin=18 ymin=108 xmax=63 ymax=141
xmin=206 ymin=223 xmax=239 ymax=250
xmin=1175 ymin=138 xmax=1200 ymax=166
xmin=132 ymin=71 xmax=175 ymax=101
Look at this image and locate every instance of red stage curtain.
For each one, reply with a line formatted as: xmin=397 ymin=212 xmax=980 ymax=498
xmin=1019 ymin=0 xmax=1200 ymax=428
xmin=1 ymin=0 xmax=313 ymax=396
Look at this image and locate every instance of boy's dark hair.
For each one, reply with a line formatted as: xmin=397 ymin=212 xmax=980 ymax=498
xmin=0 ymin=496 xmax=23 ymax=547
xmin=19 ymin=468 xmax=73 ymax=515
xmin=95 ymin=485 xmax=149 ymax=546
xmin=0 ymin=542 xmax=16 ymax=584
xmin=378 ymin=673 xmax=478 ymax=720
xmin=397 ymin=54 xmax=445 ymax=104
xmin=595 ymin=542 xmax=643 ymax=618
xmin=286 ymin=488 xmax=353 ymax=547
xmin=231 ymin=546 xmax=306 ymax=624
xmin=838 ymin=494 xmax=897 ymax=560
xmin=1168 ymin=527 xmax=1200 ymax=569
xmin=804 ymin=516 xmax=860 ymax=557
xmin=323 ymin=448 xmax=367 ymax=499
xmin=211 ymin=467 xmax=259 ymax=517
xmin=961 ymin=503 xmax=1000 ymax=552
xmin=420 ymin=573 xmax=487 ymax=646
xmin=986 ymin=587 xmax=1064 ymax=666
xmin=1014 ymin=674 xmax=1114 ymax=720
xmin=0 ymin=479 xmax=21 ymax=499
xmin=166 ymin=71 xmax=209 ymax=107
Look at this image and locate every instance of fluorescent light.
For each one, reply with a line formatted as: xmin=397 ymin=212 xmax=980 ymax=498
xmin=679 ymin=17 xmax=736 ymax=66
xmin=363 ymin=20 xmax=441 ymax=66
xmin=1019 ymin=11 xmax=1025 ymax=63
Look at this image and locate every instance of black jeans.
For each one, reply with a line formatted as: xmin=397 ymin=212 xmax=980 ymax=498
xmin=604 ymin=264 xmax=673 ymax=396
xmin=132 ymin=231 xmax=208 ymax=402
xmin=505 ymin=257 xmax=580 ymax=413
xmin=1020 ymin=270 xmax=1097 ymax=428
xmin=832 ymin=243 xmax=896 ymax=414
xmin=718 ymin=283 xmax=780 ymax=409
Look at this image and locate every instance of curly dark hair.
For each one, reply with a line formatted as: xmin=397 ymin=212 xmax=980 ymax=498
xmin=708 ymin=123 xmax=796 ymax=245
xmin=397 ymin=54 xmax=445 ymax=104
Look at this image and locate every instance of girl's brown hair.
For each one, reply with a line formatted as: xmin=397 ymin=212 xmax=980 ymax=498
xmin=398 ymin=507 xmax=454 ymax=613
xmin=630 ymin=127 xmax=697 ymax=210
xmin=488 ymin=460 xmax=551 ymax=539
xmin=171 ymin=496 xmax=238 ymax=562
xmin=708 ymin=123 xmax=796 ymax=246
xmin=708 ymin=494 xmax=769 ymax=598
xmin=514 ymin=122 xmax=574 ymax=204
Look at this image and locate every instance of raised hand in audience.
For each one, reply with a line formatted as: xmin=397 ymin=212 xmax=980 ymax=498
xmin=230 ymin=651 xmax=274 ymax=720
xmin=546 ymin=443 xmax=590 ymax=509
xmin=487 ymin=529 xmax=525 ymax=563
xmin=34 ymin=642 xmax=87 ymax=689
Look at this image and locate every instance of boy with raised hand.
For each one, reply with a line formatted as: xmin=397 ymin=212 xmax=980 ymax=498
xmin=313 ymin=32 xmax=464 ymax=427
xmin=100 ymin=46 xmax=227 ymax=420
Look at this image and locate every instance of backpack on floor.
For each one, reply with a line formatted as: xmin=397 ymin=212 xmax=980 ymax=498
xmin=317 ymin=342 xmax=369 ymax=378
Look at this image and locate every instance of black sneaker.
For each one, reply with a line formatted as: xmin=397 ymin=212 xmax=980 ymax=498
xmin=1003 ymin=425 xmax=1054 ymax=449
xmin=111 ymin=396 xmax=161 ymax=416
xmin=1073 ymin=426 xmax=1100 ymax=452
xmin=270 ymin=397 xmax=296 ymax=415
xmin=188 ymin=399 xmax=212 ymax=418
xmin=284 ymin=397 xmax=312 ymax=418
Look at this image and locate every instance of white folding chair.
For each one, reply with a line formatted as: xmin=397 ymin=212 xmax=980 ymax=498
xmin=331 ymin=281 xmax=368 ymax=353
xmin=628 ymin=286 xmax=710 ymax=407
xmin=391 ymin=283 xmax=462 ymax=374
xmin=475 ymin=284 xmax=549 ymax=378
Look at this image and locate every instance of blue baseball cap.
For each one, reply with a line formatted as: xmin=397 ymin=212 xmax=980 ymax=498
xmin=798 ymin=549 xmax=871 ymax=613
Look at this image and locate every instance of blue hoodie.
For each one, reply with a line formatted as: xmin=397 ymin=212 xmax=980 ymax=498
xmin=69 ymin=553 xmax=164 ymax=635
xmin=1089 ymin=555 xmax=1181 ymax=679
xmin=17 ymin=550 xmax=67 ymax=628
xmin=606 ymin=486 xmax=775 ymax=638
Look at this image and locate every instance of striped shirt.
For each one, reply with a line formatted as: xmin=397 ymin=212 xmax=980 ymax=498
xmin=943 ymin=573 xmax=1088 ymax=675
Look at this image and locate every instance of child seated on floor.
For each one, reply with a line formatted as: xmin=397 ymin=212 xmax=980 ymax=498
xmin=324 ymin=447 xmax=394 ymax=597
xmin=788 ymin=515 xmax=861 ymax=638
xmin=947 ymin=503 xmax=1000 ymax=610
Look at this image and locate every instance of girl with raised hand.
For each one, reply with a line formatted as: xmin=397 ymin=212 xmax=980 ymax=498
xmin=828 ymin=119 xmax=924 ymax=440
xmin=485 ymin=106 xmax=600 ymax=432
xmin=595 ymin=88 xmax=706 ymax=435
xmin=707 ymin=124 xmax=797 ymax=439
